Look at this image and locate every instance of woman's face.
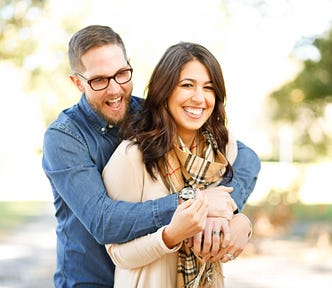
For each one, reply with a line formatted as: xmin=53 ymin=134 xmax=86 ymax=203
xmin=167 ymin=59 xmax=216 ymax=145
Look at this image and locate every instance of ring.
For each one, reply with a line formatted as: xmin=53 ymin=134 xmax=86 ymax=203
xmin=226 ymin=253 xmax=235 ymax=261
xmin=212 ymin=231 xmax=221 ymax=236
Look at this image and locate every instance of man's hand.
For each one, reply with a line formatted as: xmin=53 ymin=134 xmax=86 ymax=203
xmin=204 ymin=186 xmax=237 ymax=218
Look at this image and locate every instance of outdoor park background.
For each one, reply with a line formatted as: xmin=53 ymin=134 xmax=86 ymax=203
xmin=0 ymin=0 xmax=332 ymax=287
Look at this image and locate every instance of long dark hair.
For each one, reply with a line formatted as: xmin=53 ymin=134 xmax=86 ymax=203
xmin=120 ymin=42 xmax=231 ymax=180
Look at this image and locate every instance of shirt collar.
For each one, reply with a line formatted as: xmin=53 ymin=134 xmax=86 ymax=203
xmin=79 ymin=93 xmax=109 ymax=134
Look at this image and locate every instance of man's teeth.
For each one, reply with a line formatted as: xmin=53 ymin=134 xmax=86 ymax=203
xmin=107 ymin=97 xmax=121 ymax=104
xmin=185 ymin=107 xmax=203 ymax=115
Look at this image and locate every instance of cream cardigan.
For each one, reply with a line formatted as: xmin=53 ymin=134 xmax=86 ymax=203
xmin=102 ymin=134 xmax=237 ymax=288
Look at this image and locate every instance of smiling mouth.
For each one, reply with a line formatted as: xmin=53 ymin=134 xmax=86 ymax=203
xmin=106 ymin=96 xmax=122 ymax=105
xmin=184 ymin=107 xmax=203 ymax=115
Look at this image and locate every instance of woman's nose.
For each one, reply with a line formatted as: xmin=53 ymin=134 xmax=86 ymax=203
xmin=191 ymin=88 xmax=204 ymax=102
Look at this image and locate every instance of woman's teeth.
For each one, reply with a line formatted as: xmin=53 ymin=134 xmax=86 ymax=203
xmin=184 ymin=107 xmax=203 ymax=115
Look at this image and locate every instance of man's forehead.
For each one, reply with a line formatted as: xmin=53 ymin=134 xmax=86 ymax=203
xmin=81 ymin=44 xmax=127 ymax=76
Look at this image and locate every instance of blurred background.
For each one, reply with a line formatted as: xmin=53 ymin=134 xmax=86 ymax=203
xmin=0 ymin=0 xmax=331 ymax=287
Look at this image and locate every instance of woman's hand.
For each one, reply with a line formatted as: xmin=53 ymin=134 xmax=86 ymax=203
xmin=185 ymin=186 xmax=236 ymax=259
xmin=210 ymin=213 xmax=252 ymax=263
xmin=191 ymin=216 xmax=230 ymax=261
xmin=162 ymin=190 xmax=208 ymax=248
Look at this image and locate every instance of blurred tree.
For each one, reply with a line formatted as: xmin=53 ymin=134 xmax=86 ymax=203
xmin=268 ymin=27 xmax=332 ymax=162
xmin=0 ymin=0 xmax=46 ymax=64
xmin=0 ymin=0 xmax=83 ymax=127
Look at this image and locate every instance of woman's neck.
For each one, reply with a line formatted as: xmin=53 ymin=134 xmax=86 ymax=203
xmin=178 ymin=130 xmax=199 ymax=149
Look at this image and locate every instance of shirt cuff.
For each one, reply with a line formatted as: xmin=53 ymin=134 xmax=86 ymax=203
xmin=152 ymin=194 xmax=178 ymax=227
xmin=157 ymin=226 xmax=182 ymax=252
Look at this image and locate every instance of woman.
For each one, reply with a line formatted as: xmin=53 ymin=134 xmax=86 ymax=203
xmin=102 ymin=42 xmax=252 ymax=288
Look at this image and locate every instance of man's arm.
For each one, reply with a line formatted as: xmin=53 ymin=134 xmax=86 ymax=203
xmin=220 ymin=141 xmax=261 ymax=211
xmin=107 ymin=197 xmax=207 ymax=270
xmin=42 ymin=126 xmax=177 ymax=245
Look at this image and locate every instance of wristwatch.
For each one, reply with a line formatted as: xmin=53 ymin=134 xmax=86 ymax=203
xmin=178 ymin=187 xmax=196 ymax=201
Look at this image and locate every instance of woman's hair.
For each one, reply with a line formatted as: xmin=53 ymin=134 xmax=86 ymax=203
xmin=68 ymin=25 xmax=127 ymax=73
xmin=120 ymin=42 xmax=231 ymax=179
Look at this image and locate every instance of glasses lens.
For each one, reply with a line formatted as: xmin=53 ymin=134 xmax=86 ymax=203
xmin=90 ymin=77 xmax=109 ymax=91
xmin=115 ymin=69 xmax=132 ymax=84
xmin=88 ymin=69 xmax=132 ymax=91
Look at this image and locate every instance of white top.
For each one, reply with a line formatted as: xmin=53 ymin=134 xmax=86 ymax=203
xmin=102 ymin=140 xmax=181 ymax=288
xmin=102 ymin=133 xmax=237 ymax=288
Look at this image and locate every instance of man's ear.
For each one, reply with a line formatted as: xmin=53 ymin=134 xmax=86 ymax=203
xmin=69 ymin=74 xmax=85 ymax=93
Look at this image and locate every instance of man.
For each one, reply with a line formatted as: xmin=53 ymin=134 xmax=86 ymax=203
xmin=42 ymin=25 xmax=261 ymax=287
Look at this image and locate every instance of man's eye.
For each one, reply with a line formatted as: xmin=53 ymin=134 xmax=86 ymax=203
xmin=92 ymin=77 xmax=107 ymax=83
xmin=117 ymin=70 xmax=127 ymax=76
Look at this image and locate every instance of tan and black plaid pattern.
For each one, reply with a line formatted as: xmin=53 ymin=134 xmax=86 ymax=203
xmin=160 ymin=131 xmax=228 ymax=193
xmin=177 ymin=244 xmax=197 ymax=287
xmin=159 ymin=130 xmax=228 ymax=287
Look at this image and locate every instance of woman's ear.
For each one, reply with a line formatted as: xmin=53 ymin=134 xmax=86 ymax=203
xmin=69 ymin=74 xmax=85 ymax=93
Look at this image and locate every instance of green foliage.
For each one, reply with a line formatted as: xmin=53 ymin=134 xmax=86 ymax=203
xmin=0 ymin=201 xmax=45 ymax=237
xmin=271 ymin=29 xmax=332 ymax=120
xmin=291 ymin=203 xmax=332 ymax=221
xmin=0 ymin=0 xmax=82 ymax=127
xmin=0 ymin=0 xmax=47 ymax=64
xmin=268 ymin=27 xmax=332 ymax=161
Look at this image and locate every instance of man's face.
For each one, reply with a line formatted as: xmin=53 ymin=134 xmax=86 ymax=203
xmin=71 ymin=44 xmax=133 ymax=125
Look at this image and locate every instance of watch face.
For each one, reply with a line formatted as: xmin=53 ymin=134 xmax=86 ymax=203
xmin=180 ymin=187 xmax=196 ymax=199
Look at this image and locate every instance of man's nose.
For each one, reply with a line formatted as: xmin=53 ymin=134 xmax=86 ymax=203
xmin=106 ymin=78 xmax=121 ymax=93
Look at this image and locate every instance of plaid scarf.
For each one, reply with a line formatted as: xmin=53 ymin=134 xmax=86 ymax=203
xmin=159 ymin=130 xmax=228 ymax=288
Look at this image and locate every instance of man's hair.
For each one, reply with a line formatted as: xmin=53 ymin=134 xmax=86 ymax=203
xmin=68 ymin=25 xmax=127 ymax=72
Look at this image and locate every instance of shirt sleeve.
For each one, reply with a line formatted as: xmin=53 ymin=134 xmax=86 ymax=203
xmin=42 ymin=126 xmax=178 ymax=245
xmin=220 ymin=141 xmax=261 ymax=211
xmin=102 ymin=141 xmax=181 ymax=269
xmin=106 ymin=226 xmax=181 ymax=269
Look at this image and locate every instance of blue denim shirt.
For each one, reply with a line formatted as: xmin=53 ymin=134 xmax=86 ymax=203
xmin=42 ymin=94 xmax=260 ymax=287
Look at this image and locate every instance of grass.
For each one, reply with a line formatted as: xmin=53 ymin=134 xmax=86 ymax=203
xmin=244 ymin=202 xmax=332 ymax=221
xmin=0 ymin=201 xmax=331 ymax=239
xmin=291 ymin=203 xmax=332 ymax=221
xmin=0 ymin=201 xmax=47 ymax=236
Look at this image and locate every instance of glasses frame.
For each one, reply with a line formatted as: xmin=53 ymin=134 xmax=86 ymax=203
xmin=75 ymin=67 xmax=133 ymax=91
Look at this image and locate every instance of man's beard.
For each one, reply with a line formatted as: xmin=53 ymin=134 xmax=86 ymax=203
xmin=91 ymin=95 xmax=131 ymax=127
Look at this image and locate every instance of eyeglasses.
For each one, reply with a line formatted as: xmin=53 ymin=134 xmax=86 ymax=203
xmin=75 ymin=68 xmax=133 ymax=91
